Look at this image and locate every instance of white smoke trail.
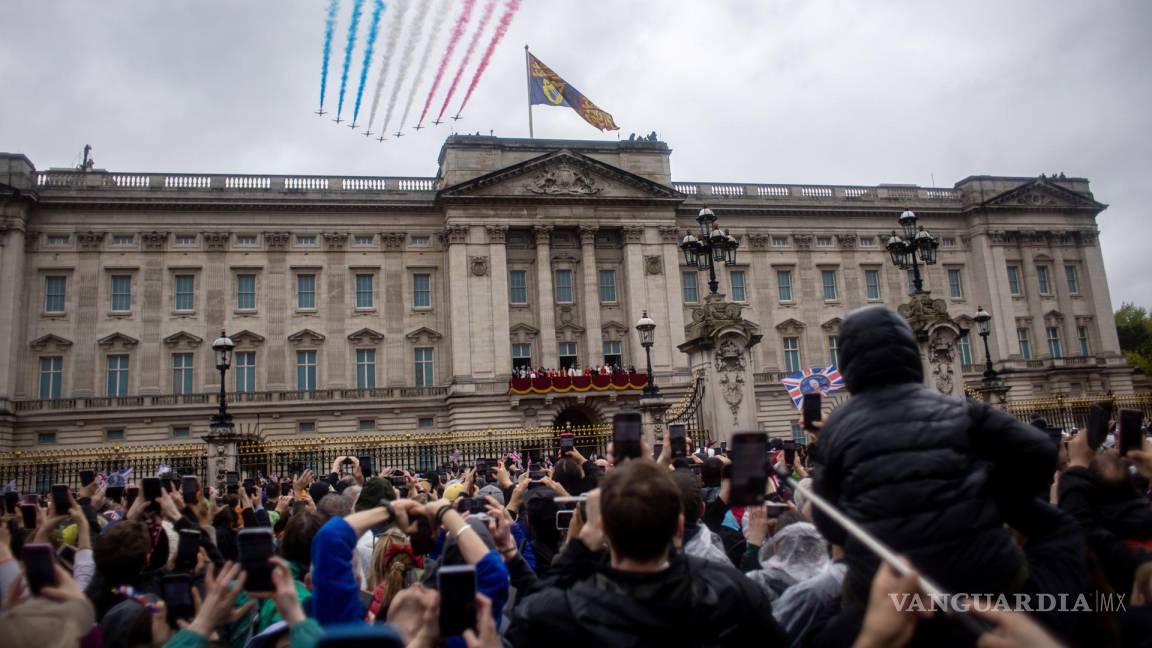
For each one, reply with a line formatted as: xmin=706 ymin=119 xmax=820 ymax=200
xmin=379 ymin=0 xmax=434 ymax=135
xmin=365 ymin=0 xmax=410 ymax=132
xmin=398 ymin=0 xmax=451 ymax=131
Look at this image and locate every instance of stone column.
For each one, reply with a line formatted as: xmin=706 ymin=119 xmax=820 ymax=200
xmin=897 ymin=292 xmax=965 ymax=397
xmin=1078 ymin=231 xmax=1121 ymax=354
xmin=678 ymin=295 xmax=763 ymax=443
xmin=638 ymin=395 xmax=671 ymax=446
xmin=139 ymin=234 xmax=168 ymax=395
xmin=204 ymin=428 xmax=242 ymax=482
xmin=264 ymin=233 xmax=289 ymax=390
xmin=534 ymin=226 xmax=558 ymax=367
xmin=578 ymin=226 xmax=603 ymax=369
xmin=445 ymin=225 xmax=473 ymax=382
xmin=622 ymin=226 xmax=647 ymax=369
xmin=71 ymin=235 xmax=103 ymax=397
xmin=382 ymin=232 xmax=406 ymax=386
xmin=659 ymin=226 xmax=689 ymax=371
xmin=324 ymin=232 xmax=349 ymax=388
xmin=487 ymin=226 xmax=512 ymax=378
xmin=0 ymin=194 xmax=29 ymax=416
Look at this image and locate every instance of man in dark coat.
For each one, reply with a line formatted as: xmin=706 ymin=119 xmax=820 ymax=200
xmin=506 ymin=460 xmax=785 ymax=647
xmin=812 ymin=305 xmax=1055 ymax=605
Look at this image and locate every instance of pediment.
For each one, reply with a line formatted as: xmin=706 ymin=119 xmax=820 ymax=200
xmin=510 ymin=323 xmax=540 ymax=336
xmin=347 ymin=327 xmax=385 ymax=344
xmin=163 ymin=331 xmax=203 ymax=348
xmin=231 ymin=330 xmax=266 ymax=347
xmin=1044 ymin=309 xmax=1065 ymax=321
xmin=983 ymin=178 xmax=1105 ymax=211
xmin=97 ymin=332 xmax=139 ymax=349
xmin=29 ymin=334 xmax=73 ymax=351
xmin=820 ymin=317 xmax=842 ymax=332
xmin=556 ymin=322 xmax=587 ymax=334
xmin=439 ymin=150 xmax=682 ymax=202
xmin=775 ymin=318 xmax=806 ymax=334
xmin=287 ymin=329 xmax=326 ymax=345
xmin=405 ymin=327 xmax=443 ymax=342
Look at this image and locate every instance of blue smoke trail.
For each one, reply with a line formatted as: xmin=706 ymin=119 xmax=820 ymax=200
xmin=335 ymin=0 xmax=365 ymax=121
xmin=351 ymin=0 xmax=385 ymax=126
xmin=318 ymin=0 xmax=340 ymax=112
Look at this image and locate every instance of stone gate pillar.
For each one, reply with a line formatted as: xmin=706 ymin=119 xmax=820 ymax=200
xmin=678 ymin=294 xmax=763 ymax=443
xmin=204 ymin=428 xmax=243 ymax=482
xmin=897 ymin=293 xmax=965 ymax=397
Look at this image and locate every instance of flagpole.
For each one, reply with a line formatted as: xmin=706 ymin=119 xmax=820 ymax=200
xmin=525 ymin=44 xmax=534 ymax=139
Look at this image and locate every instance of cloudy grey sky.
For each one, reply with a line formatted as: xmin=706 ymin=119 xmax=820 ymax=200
xmin=2 ymin=0 xmax=1149 ymax=309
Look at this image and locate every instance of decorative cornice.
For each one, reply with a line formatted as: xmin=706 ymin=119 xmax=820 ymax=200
xmin=775 ymin=318 xmax=806 ymax=334
xmin=381 ymin=232 xmax=406 ymax=250
xmin=162 ymin=331 xmax=203 ymax=348
xmin=533 ymin=225 xmax=553 ymax=246
xmin=623 ymin=226 xmax=644 ymax=244
xmin=29 ymin=334 xmax=73 ymax=351
xmin=287 ymin=329 xmax=326 ymax=345
xmin=97 ymin=332 xmax=140 ymax=349
xmin=77 ymin=231 xmax=105 ymax=251
xmin=792 ymin=234 xmax=813 ymax=250
xmin=347 ymin=327 xmax=385 ymax=344
xmin=658 ymin=226 xmax=680 ymax=244
xmin=578 ymin=225 xmax=598 ymax=245
xmin=444 ymin=225 xmax=469 ymax=245
xmin=141 ymin=231 xmax=169 ymax=251
xmin=264 ymin=231 xmax=290 ymax=250
xmin=485 ymin=225 xmax=508 ymax=244
xmin=405 ymin=326 xmax=443 ymax=342
xmin=324 ymin=232 xmax=348 ymax=250
xmin=230 ymin=329 xmax=265 ymax=347
xmin=203 ymin=231 xmax=230 ymax=251
xmin=746 ymin=233 xmax=770 ymax=251
xmin=836 ymin=234 xmax=857 ymax=249
xmin=820 ymin=318 xmax=843 ymax=332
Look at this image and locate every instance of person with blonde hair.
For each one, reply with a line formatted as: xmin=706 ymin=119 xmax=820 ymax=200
xmin=366 ymin=527 xmax=421 ymax=618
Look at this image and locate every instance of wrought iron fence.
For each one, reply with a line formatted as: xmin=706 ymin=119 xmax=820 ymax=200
xmin=1002 ymin=393 xmax=1152 ymax=433
xmin=0 ymin=444 xmax=208 ymax=494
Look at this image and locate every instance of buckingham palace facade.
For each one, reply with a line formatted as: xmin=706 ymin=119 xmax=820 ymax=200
xmin=0 ymin=135 xmax=1134 ymax=450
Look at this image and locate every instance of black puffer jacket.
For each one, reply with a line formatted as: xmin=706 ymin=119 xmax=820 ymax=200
xmin=813 ymin=306 xmax=1054 ymax=602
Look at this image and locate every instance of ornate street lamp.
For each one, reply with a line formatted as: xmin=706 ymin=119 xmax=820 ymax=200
xmin=210 ymin=331 xmax=235 ymax=434
xmin=679 ymin=208 xmax=740 ymax=296
xmin=886 ymin=210 xmax=939 ymax=294
xmin=635 ymin=311 xmax=659 ymax=397
xmin=973 ymin=306 xmax=999 ymax=383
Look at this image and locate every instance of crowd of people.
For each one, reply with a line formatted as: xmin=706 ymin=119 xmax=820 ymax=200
xmin=511 ymin=363 xmax=638 ymax=380
xmin=1 ymin=304 xmax=1151 ymax=647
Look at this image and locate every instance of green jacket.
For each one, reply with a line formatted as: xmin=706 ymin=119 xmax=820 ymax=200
xmin=163 ymin=617 xmax=323 ymax=648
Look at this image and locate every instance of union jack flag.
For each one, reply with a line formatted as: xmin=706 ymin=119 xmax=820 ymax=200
xmin=781 ymin=365 xmax=845 ymax=409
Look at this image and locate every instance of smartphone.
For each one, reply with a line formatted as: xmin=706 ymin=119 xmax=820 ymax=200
xmin=456 ymin=497 xmax=486 ymax=515
xmin=237 ymin=528 xmax=275 ymax=593
xmin=57 ymin=544 xmax=77 ymax=567
xmin=175 ymin=529 xmax=201 ymax=573
xmin=22 ymin=544 xmax=57 ymax=595
xmin=411 ymin=515 xmax=436 ymax=556
xmin=555 ymin=509 xmax=575 ymax=531
xmin=140 ymin=477 xmax=161 ymax=501
xmin=669 ymin=424 xmax=687 ymax=459
xmin=242 ymin=478 xmax=255 ymax=490
xmin=1086 ymin=402 xmax=1112 ymax=451
xmin=528 ymin=469 xmax=546 ymax=481
xmin=106 ymin=486 xmax=125 ymax=503
xmin=309 ymin=482 xmax=329 ymax=503
xmin=161 ymin=573 xmax=196 ymax=627
xmin=653 ymin=442 xmax=664 ymax=459
xmin=1118 ymin=409 xmax=1144 ymax=457
xmin=729 ymin=432 xmax=769 ymax=506
xmin=802 ymin=393 xmax=822 ymax=430
xmin=438 ymin=564 xmax=477 ymax=637
xmin=226 ymin=471 xmax=240 ymax=487
xmin=125 ymin=486 xmax=139 ymax=509
xmin=20 ymin=504 xmax=37 ymax=529
xmin=281 ymin=482 xmax=295 ymax=499
xmin=291 ymin=500 xmax=308 ymax=515
xmin=612 ymin=413 xmax=643 ymax=463
xmin=357 ymin=455 xmax=374 ymax=478
xmin=766 ymin=502 xmax=791 ymax=519
xmin=50 ymin=484 xmax=71 ymax=514
xmin=784 ymin=440 xmax=797 ymax=467
xmin=719 ymin=441 xmax=728 ymax=455
xmin=5 ymin=491 xmax=19 ymax=514
xmin=79 ymin=470 xmax=96 ymax=487
xmin=339 ymin=458 xmax=355 ymax=475
xmin=560 ymin=433 xmax=574 ymax=455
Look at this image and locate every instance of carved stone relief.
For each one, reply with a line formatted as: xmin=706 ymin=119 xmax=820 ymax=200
xmin=469 ymin=256 xmax=489 ymax=277
xmin=644 ymin=255 xmax=663 ymax=275
xmin=323 ymin=232 xmax=348 ymax=250
xmin=523 ymin=161 xmax=602 ymax=195
xmin=264 ymin=232 xmax=291 ymax=250
xmin=77 ymin=231 xmax=106 ymax=251
xmin=141 ymin=231 xmax=169 ymax=251
xmin=203 ymin=232 xmax=230 ymax=251
xmin=485 ymin=225 xmax=508 ymax=244
xmin=623 ymin=226 xmax=644 ymax=244
xmin=444 ymin=225 xmax=469 ymax=245
xmin=714 ymin=337 xmax=748 ymax=425
xmin=929 ymin=328 xmax=956 ymax=395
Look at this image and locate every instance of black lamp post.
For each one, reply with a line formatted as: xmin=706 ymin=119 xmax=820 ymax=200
xmin=886 ymin=210 xmax=939 ymax=295
xmin=210 ymin=331 xmax=235 ymax=434
xmin=679 ymin=208 xmax=739 ymax=296
xmin=635 ymin=311 xmax=659 ymax=397
xmin=973 ymin=306 xmax=999 ymax=383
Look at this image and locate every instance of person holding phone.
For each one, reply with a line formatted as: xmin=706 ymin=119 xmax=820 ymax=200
xmin=811 ymin=306 xmax=1055 ymax=612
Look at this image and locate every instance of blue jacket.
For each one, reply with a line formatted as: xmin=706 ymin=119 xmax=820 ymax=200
xmin=311 ymin=517 xmax=366 ymax=626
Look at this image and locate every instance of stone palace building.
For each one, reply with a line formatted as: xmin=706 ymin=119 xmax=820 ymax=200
xmin=0 ymin=136 xmax=1133 ymax=451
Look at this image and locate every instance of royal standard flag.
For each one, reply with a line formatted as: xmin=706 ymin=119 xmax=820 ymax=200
xmin=528 ymin=53 xmax=619 ymax=132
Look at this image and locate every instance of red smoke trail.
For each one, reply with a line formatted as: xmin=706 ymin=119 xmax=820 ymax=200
xmin=456 ymin=0 xmax=521 ymax=115
xmin=435 ymin=0 xmax=498 ymax=122
xmin=417 ymin=0 xmax=477 ymax=127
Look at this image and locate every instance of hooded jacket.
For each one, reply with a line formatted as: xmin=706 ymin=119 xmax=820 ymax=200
xmin=506 ymin=539 xmax=785 ymax=647
xmin=812 ymin=306 xmax=1054 ymax=602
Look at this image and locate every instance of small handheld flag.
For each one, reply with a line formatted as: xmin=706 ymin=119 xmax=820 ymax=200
xmin=782 ymin=366 xmax=845 ymax=410
xmin=526 ymin=51 xmax=619 ymax=132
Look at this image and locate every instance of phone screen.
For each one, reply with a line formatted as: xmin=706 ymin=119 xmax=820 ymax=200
xmin=142 ymin=477 xmax=162 ymax=501
xmin=411 ymin=515 xmax=436 ymax=556
xmin=105 ymin=486 xmax=124 ymax=503
xmin=802 ymin=393 xmax=822 ymax=430
xmin=181 ymin=476 xmax=198 ymax=503
xmin=5 ymin=491 xmax=19 ymax=514
xmin=238 ymin=529 xmax=275 ymax=592
xmin=175 ymin=529 xmax=201 ymax=573
xmin=226 ymin=471 xmax=240 ymax=486
xmin=784 ymin=440 xmax=796 ymax=466
xmin=612 ymin=413 xmax=643 ymax=463
xmin=1119 ymin=409 xmax=1143 ymax=457
xmin=20 ymin=504 xmax=37 ymax=529
xmin=555 ymin=509 xmax=575 ymax=531
xmin=560 ymin=434 xmax=574 ymax=453
xmin=357 ymin=455 xmax=374 ymax=478
xmin=79 ymin=470 xmax=96 ymax=487
xmin=1087 ymin=402 xmax=1112 ymax=450
xmin=22 ymin=544 xmax=57 ymax=595
xmin=161 ymin=574 xmax=195 ymax=626
xmin=438 ymin=565 xmax=477 ymax=637
xmin=125 ymin=487 xmax=139 ymax=509
xmin=729 ymin=432 xmax=769 ymax=506
xmin=57 ymin=544 xmax=78 ymax=566
xmin=51 ymin=484 xmax=71 ymax=514
xmin=669 ymin=424 xmax=687 ymax=459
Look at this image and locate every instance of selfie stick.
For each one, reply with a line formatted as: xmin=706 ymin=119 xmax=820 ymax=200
xmin=787 ymin=477 xmax=991 ymax=636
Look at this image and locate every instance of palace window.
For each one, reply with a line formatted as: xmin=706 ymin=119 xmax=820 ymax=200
xmin=172 ymin=353 xmax=194 ymax=395
xmin=106 ymin=354 xmax=129 ymax=397
xmin=296 ymin=235 xmax=317 ymax=246
xmin=414 ymin=347 xmax=435 ymax=386
xmin=236 ymin=274 xmax=256 ymax=310
xmin=859 ymin=236 xmax=876 ymax=247
xmin=777 ymin=270 xmax=793 ymax=302
xmin=512 ymin=343 xmax=533 ymax=370
xmin=730 ymin=270 xmax=747 ymax=302
xmin=1036 ymin=265 xmax=1052 ymax=295
xmin=865 ymin=269 xmax=881 ymax=300
xmin=681 ymin=271 xmax=699 ymax=303
xmin=783 ymin=337 xmax=802 ymax=373
xmin=235 ymin=235 xmax=258 ymax=246
xmin=509 ymin=271 xmax=528 ymax=304
xmin=816 ymin=236 xmax=833 ymax=247
xmin=771 ymin=236 xmax=788 ymax=247
xmin=947 ymin=269 xmax=964 ymax=299
xmin=235 ymin=351 xmax=255 ymax=393
xmin=1046 ymin=327 xmax=1063 ymax=359
xmin=355 ymin=349 xmax=376 ymax=390
xmin=355 ymin=274 xmax=374 ymax=309
xmin=296 ymin=351 xmax=317 ymax=392
xmin=412 ymin=273 xmax=432 ymax=309
xmin=112 ymin=234 xmax=135 ymax=246
xmin=410 ymin=236 xmax=430 ymax=246
xmin=174 ymin=235 xmax=197 ymax=246
xmin=559 ymin=342 xmax=578 ymax=369
xmin=39 ymin=356 xmax=63 ymax=399
xmin=1007 ymin=265 xmax=1023 ymax=296
xmin=1078 ymin=326 xmax=1091 ymax=356
xmin=45 ymin=276 xmax=67 ymax=313
xmin=297 ymin=274 xmax=316 ymax=309
xmin=958 ymin=335 xmax=973 ymax=366
xmin=46 ymin=234 xmax=70 ymax=246
xmin=553 ymin=269 xmax=573 ymax=303
xmin=1065 ymin=265 xmax=1080 ymax=295
xmin=172 ymin=426 xmax=190 ymax=439
xmin=175 ymin=274 xmax=195 ymax=311
xmin=359 ymin=419 xmax=376 ymax=432
xmin=298 ymin=421 xmax=316 ymax=434
xmin=1017 ymin=328 xmax=1033 ymax=360
xmin=598 ymin=269 xmax=617 ymax=303
xmin=821 ymin=270 xmax=839 ymax=301
xmin=941 ymin=237 xmax=957 ymax=248
xmin=353 ymin=235 xmax=374 ymax=246
xmin=111 ymin=275 xmax=132 ymax=312
xmin=603 ymin=341 xmax=622 ymax=367
xmin=828 ymin=335 xmax=839 ymax=368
